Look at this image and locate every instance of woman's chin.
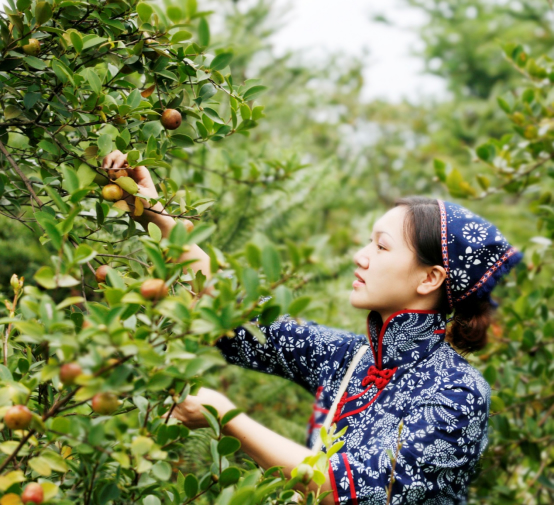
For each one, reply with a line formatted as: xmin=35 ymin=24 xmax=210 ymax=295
xmin=349 ymin=291 xmax=371 ymax=310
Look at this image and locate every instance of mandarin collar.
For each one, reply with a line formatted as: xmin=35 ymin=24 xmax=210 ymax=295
xmin=366 ymin=309 xmax=447 ymax=370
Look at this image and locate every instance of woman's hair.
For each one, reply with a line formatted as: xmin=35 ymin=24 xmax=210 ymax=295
xmin=394 ymin=196 xmax=493 ymax=353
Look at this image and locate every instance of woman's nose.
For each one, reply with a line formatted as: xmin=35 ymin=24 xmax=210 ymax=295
xmin=353 ymin=247 xmax=369 ymax=269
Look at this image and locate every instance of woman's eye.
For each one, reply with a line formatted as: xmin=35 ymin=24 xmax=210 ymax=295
xmin=368 ymin=238 xmax=385 ymax=250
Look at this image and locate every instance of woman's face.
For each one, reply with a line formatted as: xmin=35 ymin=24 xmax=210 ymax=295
xmin=350 ymin=205 xmax=429 ymax=320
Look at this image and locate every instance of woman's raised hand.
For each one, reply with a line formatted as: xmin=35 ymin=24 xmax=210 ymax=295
xmin=101 ymin=149 xmax=159 ymax=201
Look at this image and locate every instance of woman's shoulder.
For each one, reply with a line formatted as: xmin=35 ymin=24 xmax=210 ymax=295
xmin=419 ymin=343 xmax=492 ymax=407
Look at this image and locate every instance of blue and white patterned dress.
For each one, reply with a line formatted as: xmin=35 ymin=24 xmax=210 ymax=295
xmin=215 ymin=308 xmax=491 ymax=504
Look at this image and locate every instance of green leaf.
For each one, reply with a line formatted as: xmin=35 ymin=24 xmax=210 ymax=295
xmin=433 ymin=159 xmax=447 ymax=183
xmin=170 ymin=134 xmax=194 ymax=147
xmin=28 ymin=456 xmax=52 ymax=476
xmin=490 ymin=396 xmax=505 ymax=411
xmin=143 ymin=242 xmax=167 ymax=278
xmin=137 ymin=2 xmax=153 ymax=23
xmin=210 ymin=52 xmax=233 ymax=71
xmin=148 ymin=222 xmax=162 ymax=242
xmin=198 ymin=17 xmax=210 ymax=46
xmin=115 ymin=176 xmax=138 ymax=195
xmin=171 ymin=30 xmax=193 ymax=44
xmin=23 ymin=55 xmax=46 ymax=70
xmin=74 ymin=244 xmax=97 ymax=264
xmin=221 ymin=408 xmax=243 ymax=426
xmin=0 ymin=364 xmax=13 ymax=381
xmin=61 ymin=166 xmax=80 ymax=194
xmin=52 ymin=59 xmax=74 ymax=85
xmin=288 ymin=296 xmax=311 ymax=317
xmin=201 ymin=408 xmax=219 ymax=436
xmin=476 ymin=143 xmax=496 ymax=163
xmin=77 ymin=163 xmax=97 ymax=187
xmin=84 ymin=68 xmax=102 ymax=94
xmin=70 ymin=31 xmax=83 ymax=54
xmin=142 ymin=121 xmax=163 ymax=140
xmin=261 ymin=244 xmax=281 ymax=283
xmin=497 ymin=96 xmax=512 ymax=114
xmin=202 ymin=107 xmax=224 ymax=124
xmin=241 ymin=267 xmax=259 ymax=302
xmin=97 ymin=134 xmax=113 ymax=158
xmin=4 ymin=105 xmax=22 ymax=120
xmin=35 ymin=1 xmax=52 ymax=25
xmin=219 ymin=467 xmax=241 ymax=486
xmin=198 ymin=83 xmax=216 ymax=100
xmin=152 ymin=461 xmax=172 ymax=481
xmin=184 ymin=474 xmax=198 ymax=499
xmin=217 ymin=436 xmax=241 ymax=456
xmin=243 ymin=85 xmax=267 ymax=102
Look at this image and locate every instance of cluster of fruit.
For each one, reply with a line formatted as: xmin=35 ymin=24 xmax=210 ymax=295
xmin=3 ymin=364 xmax=122 ymax=503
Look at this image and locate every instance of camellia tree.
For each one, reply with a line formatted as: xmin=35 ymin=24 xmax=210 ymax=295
xmin=0 ymin=0 xmax=347 ymax=503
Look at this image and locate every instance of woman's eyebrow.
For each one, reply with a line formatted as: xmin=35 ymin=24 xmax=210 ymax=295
xmin=372 ymin=230 xmax=395 ymax=242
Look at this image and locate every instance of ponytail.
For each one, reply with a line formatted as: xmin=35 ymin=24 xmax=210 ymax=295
xmin=446 ymin=295 xmax=494 ymax=354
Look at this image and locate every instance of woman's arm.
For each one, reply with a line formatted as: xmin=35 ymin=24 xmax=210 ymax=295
xmin=165 ymin=387 xmax=336 ymax=504
xmin=101 ymin=150 xmax=214 ymax=290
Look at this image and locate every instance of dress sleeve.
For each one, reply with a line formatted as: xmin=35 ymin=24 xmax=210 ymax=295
xmin=327 ymin=377 xmax=491 ymax=504
xmin=214 ymin=309 xmax=366 ymax=396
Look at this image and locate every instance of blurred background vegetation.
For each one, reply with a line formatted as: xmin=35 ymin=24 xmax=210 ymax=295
xmin=2 ymin=0 xmax=553 ymax=502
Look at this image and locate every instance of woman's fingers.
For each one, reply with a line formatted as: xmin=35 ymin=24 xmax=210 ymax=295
xmin=102 ymin=150 xmax=127 ymax=170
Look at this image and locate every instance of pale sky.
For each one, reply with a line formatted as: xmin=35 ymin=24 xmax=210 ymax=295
xmin=0 ymin=0 xmax=448 ymax=104
xmin=271 ymin=0 xmax=448 ymax=104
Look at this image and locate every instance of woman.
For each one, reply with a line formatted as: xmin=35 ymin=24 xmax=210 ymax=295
xmin=103 ymin=151 xmax=523 ymax=504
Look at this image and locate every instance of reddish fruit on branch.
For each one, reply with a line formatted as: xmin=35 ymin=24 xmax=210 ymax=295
xmin=95 ymin=264 xmax=111 ymax=283
xmin=22 ymin=38 xmax=40 ymax=56
xmin=160 ymin=109 xmax=182 ymax=130
xmin=102 ymin=184 xmax=124 ymax=201
xmin=108 ymin=168 xmax=128 ymax=179
xmin=59 ymin=362 xmax=82 ymax=385
xmin=140 ymin=279 xmax=169 ymax=301
xmin=4 ymin=405 xmax=33 ymax=430
xmin=92 ymin=392 xmax=120 ymax=415
xmin=22 ymin=483 xmax=44 ymax=504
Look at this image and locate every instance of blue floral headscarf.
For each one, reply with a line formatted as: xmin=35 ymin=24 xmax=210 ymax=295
xmin=437 ymin=200 xmax=524 ymax=312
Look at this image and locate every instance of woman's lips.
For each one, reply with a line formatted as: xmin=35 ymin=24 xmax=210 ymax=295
xmin=353 ymin=279 xmax=365 ymax=287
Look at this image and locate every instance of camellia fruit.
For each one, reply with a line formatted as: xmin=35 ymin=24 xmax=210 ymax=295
xmin=4 ymin=405 xmax=33 ymax=430
xmin=102 ymin=184 xmax=124 ymax=201
xmin=92 ymin=392 xmax=120 ymax=415
xmin=108 ymin=168 xmax=128 ymax=179
xmin=95 ymin=264 xmax=111 ymax=284
xmin=21 ymin=483 xmax=44 ymax=504
xmin=22 ymin=38 xmax=40 ymax=56
xmin=140 ymin=279 xmax=169 ymax=301
xmin=59 ymin=362 xmax=82 ymax=385
xmin=160 ymin=109 xmax=182 ymax=130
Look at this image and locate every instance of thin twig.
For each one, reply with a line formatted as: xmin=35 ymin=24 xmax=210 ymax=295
xmin=0 ymin=140 xmax=44 ymax=207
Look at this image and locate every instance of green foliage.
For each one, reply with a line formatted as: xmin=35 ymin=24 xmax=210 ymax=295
xmin=0 ymin=0 xmax=326 ymax=503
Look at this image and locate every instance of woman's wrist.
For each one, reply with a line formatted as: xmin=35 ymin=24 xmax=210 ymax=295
xmin=135 ymin=199 xmax=176 ymax=235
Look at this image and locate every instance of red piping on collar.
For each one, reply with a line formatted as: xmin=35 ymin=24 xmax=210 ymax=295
xmin=367 ymin=309 xmax=440 ymax=370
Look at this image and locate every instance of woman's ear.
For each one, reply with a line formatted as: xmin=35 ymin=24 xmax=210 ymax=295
xmin=416 ymin=265 xmax=447 ymax=296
